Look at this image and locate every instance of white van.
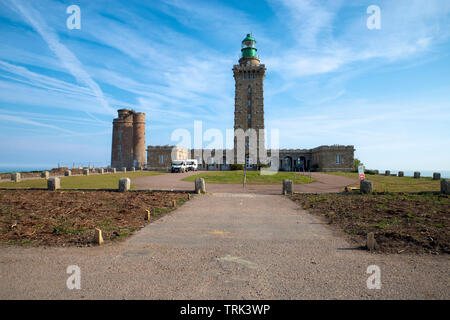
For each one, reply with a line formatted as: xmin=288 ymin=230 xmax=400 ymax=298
xmin=186 ymin=159 xmax=198 ymax=171
xmin=171 ymin=160 xmax=187 ymax=173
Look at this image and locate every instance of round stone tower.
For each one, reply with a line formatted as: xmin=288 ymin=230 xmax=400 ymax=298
xmin=111 ymin=109 xmax=146 ymax=169
xmin=133 ymin=112 xmax=146 ymax=168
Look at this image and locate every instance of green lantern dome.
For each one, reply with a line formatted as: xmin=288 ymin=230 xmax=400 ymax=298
xmin=241 ymin=33 xmax=257 ymax=58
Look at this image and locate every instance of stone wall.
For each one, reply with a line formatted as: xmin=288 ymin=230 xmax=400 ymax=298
xmin=278 ymin=149 xmax=312 ymax=171
xmin=146 ymin=145 xmax=188 ymax=170
xmin=311 ymin=145 xmax=354 ymax=172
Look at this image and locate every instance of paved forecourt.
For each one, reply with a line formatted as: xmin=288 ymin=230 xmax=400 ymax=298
xmin=1 ymin=192 xmax=448 ymax=299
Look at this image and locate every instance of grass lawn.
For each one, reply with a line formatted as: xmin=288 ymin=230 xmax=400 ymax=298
xmin=183 ymin=170 xmax=315 ymax=184
xmin=323 ymin=171 xmax=441 ymax=192
xmin=0 ymin=171 xmax=166 ymax=190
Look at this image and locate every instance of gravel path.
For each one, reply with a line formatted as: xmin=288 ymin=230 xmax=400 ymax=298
xmin=132 ymin=171 xmax=358 ymax=194
xmin=1 ymin=193 xmax=448 ymax=299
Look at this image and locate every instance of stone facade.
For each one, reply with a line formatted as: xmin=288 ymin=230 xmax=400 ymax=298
xmin=147 ymin=145 xmax=189 ymax=170
xmin=310 ymin=145 xmax=355 ymax=172
xmin=145 ymin=145 xmax=354 ymax=172
xmin=111 ymin=109 xmax=146 ymax=169
xmin=233 ymin=54 xmax=266 ymax=166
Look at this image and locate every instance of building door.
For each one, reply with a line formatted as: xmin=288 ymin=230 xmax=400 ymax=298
xmin=283 ymin=157 xmax=292 ymax=171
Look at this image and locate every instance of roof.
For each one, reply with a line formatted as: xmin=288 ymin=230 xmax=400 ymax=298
xmin=242 ymin=33 xmax=256 ymax=43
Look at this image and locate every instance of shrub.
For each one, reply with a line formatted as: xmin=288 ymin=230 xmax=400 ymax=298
xmin=230 ymin=164 xmax=243 ymax=170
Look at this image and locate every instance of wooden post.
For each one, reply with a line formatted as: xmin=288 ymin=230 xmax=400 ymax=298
xmin=94 ymin=228 xmax=103 ymax=245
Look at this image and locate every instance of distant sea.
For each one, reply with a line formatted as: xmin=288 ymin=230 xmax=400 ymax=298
xmin=0 ymin=167 xmax=52 ymax=173
xmin=376 ymin=170 xmax=450 ymax=179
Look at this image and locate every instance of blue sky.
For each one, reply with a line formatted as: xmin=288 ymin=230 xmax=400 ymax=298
xmin=0 ymin=0 xmax=449 ymax=170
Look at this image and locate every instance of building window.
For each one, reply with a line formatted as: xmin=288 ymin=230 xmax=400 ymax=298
xmin=118 ymin=131 xmax=122 ymax=141
xmin=243 ymin=72 xmax=246 ymax=79
xmin=336 ymin=154 xmax=342 ymax=164
xmin=159 ymin=155 xmax=164 ymax=164
xmin=248 ymin=86 xmax=251 ymax=94
xmin=248 ymin=100 xmax=251 ymax=108
xmin=248 ymin=114 xmax=251 ymax=120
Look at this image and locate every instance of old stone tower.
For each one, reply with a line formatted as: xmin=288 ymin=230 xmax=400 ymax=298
xmin=111 ymin=109 xmax=146 ymax=169
xmin=233 ymin=34 xmax=266 ymax=166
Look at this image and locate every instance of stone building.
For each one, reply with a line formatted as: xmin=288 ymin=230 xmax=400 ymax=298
xmin=111 ymin=109 xmax=146 ymax=169
xmin=147 ymin=145 xmax=188 ymax=170
xmin=141 ymin=34 xmax=355 ymax=172
xmin=278 ymin=145 xmax=354 ymax=172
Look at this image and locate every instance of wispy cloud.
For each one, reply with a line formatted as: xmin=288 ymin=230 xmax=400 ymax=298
xmin=266 ymin=0 xmax=450 ymax=78
xmin=5 ymin=0 xmax=114 ymax=116
xmin=0 ymin=113 xmax=74 ymax=134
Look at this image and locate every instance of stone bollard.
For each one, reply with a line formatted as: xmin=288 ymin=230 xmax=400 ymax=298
xmin=366 ymin=232 xmax=379 ymax=251
xmin=385 ymin=170 xmax=390 ymax=176
xmin=100 ymin=168 xmax=104 ymax=175
xmin=83 ymin=169 xmax=89 ymax=176
xmin=11 ymin=172 xmax=21 ymax=182
xmin=195 ymin=178 xmax=206 ymax=194
xmin=64 ymin=170 xmax=71 ymax=176
xmin=118 ymin=178 xmax=130 ymax=192
xmin=47 ymin=177 xmax=60 ymax=191
xmin=360 ymin=180 xmax=373 ymax=194
xmin=282 ymin=179 xmax=293 ymax=195
xmin=94 ymin=228 xmax=103 ymax=245
xmin=112 ymin=168 xmax=116 ymax=174
xmin=122 ymin=167 xmax=127 ymax=173
xmin=398 ymin=171 xmax=404 ymax=177
xmin=441 ymin=179 xmax=450 ymax=195
xmin=414 ymin=171 xmax=420 ymax=179
xmin=41 ymin=171 xmax=49 ymax=179
xmin=433 ymin=172 xmax=441 ymax=180
xmin=131 ymin=167 xmax=136 ymax=172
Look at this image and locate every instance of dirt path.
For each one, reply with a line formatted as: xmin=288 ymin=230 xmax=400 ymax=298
xmin=0 ymin=193 xmax=448 ymax=299
xmin=132 ymin=171 xmax=358 ymax=194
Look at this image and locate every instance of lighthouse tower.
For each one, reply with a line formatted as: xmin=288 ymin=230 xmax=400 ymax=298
xmin=233 ymin=34 xmax=266 ymax=167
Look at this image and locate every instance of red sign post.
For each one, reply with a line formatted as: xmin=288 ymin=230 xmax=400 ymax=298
xmin=358 ymin=165 xmax=365 ymax=180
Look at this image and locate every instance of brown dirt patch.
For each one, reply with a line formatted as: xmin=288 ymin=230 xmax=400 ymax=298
xmin=289 ymin=193 xmax=449 ymax=254
xmin=0 ymin=190 xmax=190 ymax=247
